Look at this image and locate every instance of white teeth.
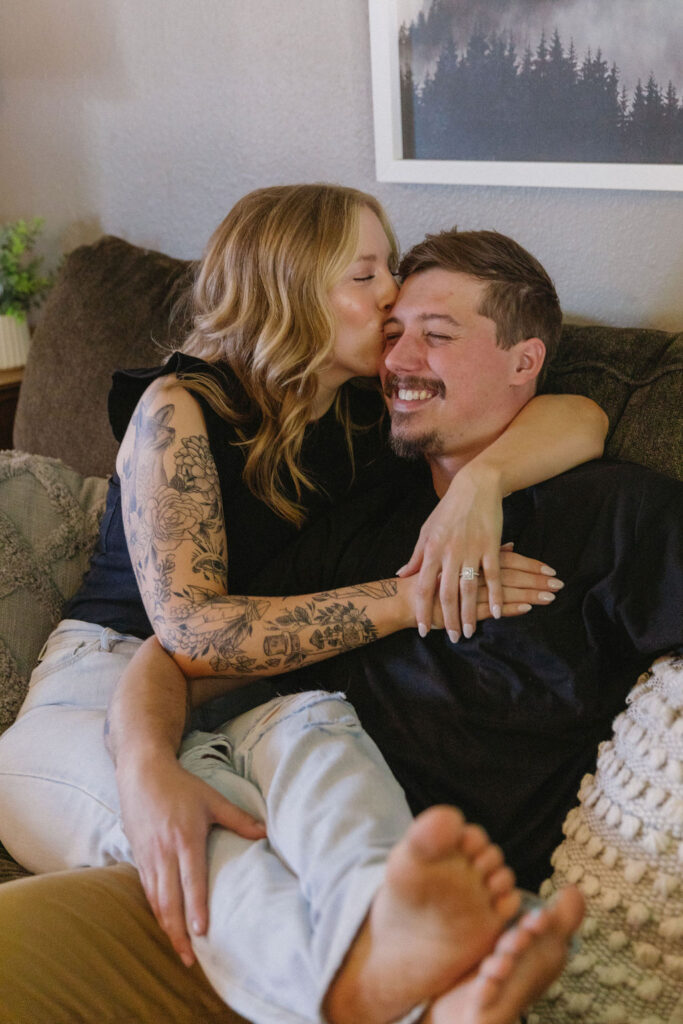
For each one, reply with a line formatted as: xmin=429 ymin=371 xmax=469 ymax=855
xmin=397 ymin=388 xmax=432 ymax=401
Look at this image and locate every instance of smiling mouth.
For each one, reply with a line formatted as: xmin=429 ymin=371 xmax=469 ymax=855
xmin=383 ymin=374 xmax=444 ymax=403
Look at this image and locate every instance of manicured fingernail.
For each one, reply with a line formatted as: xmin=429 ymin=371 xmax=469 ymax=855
xmin=540 ymin=564 xmax=556 ymax=576
xmin=181 ymin=952 xmax=194 ymax=967
xmin=463 ymin=623 xmax=474 ymax=639
xmin=548 ymin=578 xmax=564 ymax=591
xmin=418 ymin=622 xmax=428 ymax=638
xmin=192 ymin=919 xmax=202 ymax=935
xmin=501 ymin=541 xmax=514 ymax=550
xmin=517 ymin=603 xmax=532 ymax=612
xmin=492 ymin=604 xmax=502 ymax=619
xmin=395 ymin=565 xmax=408 ymax=576
xmin=538 ymin=592 xmax=555 ymax=603
xmin=448 ymin=629 xmax=460 ymax=643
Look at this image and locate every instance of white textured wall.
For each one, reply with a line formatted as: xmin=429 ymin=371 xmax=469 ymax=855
xmin=1 ymin=0 xmax=681 ymax=330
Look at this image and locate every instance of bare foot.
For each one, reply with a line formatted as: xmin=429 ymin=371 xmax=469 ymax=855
xmin=324 ymin=806 xmax=522 ymax=1024
xmin=425 ymin=886 xmax=585 ymax=1024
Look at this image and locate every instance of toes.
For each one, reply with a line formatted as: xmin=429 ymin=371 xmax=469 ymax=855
xmin=472 ymin=843 xmax=504 ymax=879
xmin=550 ymin=886 xmax=585 ymax=937
xmin=486 ymin=865 xmax=516 ymax=899
xmin=492 ymin=888 xmax=521 ymax=923
xmin=408 ymin=806 xmax=466 ymax=862
xmin=479 ymin=949 xmax=516 ymax=984
xmin=495 ymin=924 xmax=535 ymax=959
xmin=460 ymin=823 xmax=490 ymax=860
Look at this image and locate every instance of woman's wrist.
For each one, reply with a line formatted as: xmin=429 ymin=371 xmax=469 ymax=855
xmin=455 ymin=457 xmax=505 ymax=498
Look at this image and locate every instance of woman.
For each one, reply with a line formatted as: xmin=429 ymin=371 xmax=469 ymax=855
xmin=0 ymin=184 xmax=602 ymax=1023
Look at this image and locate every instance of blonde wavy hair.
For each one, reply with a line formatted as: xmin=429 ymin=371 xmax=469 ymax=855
xmin=178 ymin=183 xmax=398 ymax=525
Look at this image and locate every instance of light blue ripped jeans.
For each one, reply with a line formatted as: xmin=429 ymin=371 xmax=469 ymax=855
xmin=0 ymin=620 xmax=418 ymax=1024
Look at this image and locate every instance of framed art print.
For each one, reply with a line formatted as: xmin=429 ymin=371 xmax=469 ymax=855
xmin=369 ymin=0 xmax=683 ymax=191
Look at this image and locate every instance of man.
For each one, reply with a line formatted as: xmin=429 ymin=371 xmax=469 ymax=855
xmin=166 ymin=227 xmax=678 ymax=1016
xmin=2 ymin=229 xmax=680 ymax=1023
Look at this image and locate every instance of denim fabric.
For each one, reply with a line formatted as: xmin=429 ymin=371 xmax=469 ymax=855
xmin=181 ymin=692 xmax=415 ymax=1021
xmin=0 ymin=620 xmax=418 ymax=1024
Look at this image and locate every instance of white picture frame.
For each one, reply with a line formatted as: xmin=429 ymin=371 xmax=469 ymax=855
xmin=368 ymin=0 xmax=683 ymax=192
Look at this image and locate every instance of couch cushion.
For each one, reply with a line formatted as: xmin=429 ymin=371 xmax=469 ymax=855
xmin=545 ymin=325 xmax=683 ymax=480
xmin=0 ymin=452 xmax=107 ymax=736
xmin=14 ymin=236 xmax=193 ymax=478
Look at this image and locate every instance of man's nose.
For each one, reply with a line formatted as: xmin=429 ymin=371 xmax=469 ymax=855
xmin=383 ymin=330 xmax=425 ymax=372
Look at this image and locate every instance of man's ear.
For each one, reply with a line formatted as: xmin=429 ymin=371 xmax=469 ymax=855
xmin=511 ymin=338 xmax=546 ymax=387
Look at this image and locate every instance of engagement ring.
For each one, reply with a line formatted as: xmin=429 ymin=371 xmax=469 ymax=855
xmin=459 ymin=567 xmax=480 ymax=581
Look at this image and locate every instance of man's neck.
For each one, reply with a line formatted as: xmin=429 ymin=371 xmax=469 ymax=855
xmin=428 ymin=455 xmax=470 ymax=498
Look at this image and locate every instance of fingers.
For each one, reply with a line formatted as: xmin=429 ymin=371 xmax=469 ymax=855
xmin=436 ymin=550 xmax=462 ymax=643
xmin=414 ymin=543 xmax=445 ymax=636
xmin=216 ymin=800 xmax=267 ymax=841
xmin=177 ymin=831 xmax=210 ymax=946
xmin=456 ymin=562 xmax=479 ymax=640
xmin=477 ymin=600 xmax=532 ymax=621
xmin=499 ymin=549 xmax=557 ymax=577
xmin=498 ymin=568 xmax=563 ymax=592
xmin=481 ymin=549 xmax=504 ymax=622
xmin=396 ymin=536 xmax=424 ymax=579
xmin=140 ymin=851 xmax=196 ymax=967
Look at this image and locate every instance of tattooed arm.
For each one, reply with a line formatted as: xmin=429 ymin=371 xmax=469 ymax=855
xmin=117 ymin=377 xmax=418 ymax=681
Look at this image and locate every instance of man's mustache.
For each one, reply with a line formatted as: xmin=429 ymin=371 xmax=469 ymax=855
xmin=382 ymin=373 xmax=445 ymax=398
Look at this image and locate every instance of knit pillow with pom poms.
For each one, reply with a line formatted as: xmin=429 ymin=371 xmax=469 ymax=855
xmin=530 ymin=652 xmax=683 ymax=1024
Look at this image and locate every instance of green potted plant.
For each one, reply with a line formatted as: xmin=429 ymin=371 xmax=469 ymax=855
xmin=0 ymin=218 xmax=53 ymax=369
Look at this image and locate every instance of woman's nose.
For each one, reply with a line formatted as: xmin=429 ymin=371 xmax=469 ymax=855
xmin=380 ymin=272 xmax=399 ymax=311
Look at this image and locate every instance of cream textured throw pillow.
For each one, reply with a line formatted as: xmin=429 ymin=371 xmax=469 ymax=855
xmin=531 ymin=653 xmax=683 ymax=1024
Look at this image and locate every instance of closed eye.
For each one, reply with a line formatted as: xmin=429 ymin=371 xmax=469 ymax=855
xmin=354 ymin=275 xmax=375 ymax=282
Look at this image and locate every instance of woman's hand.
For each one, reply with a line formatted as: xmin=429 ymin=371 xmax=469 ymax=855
xmin=116 ymin=752 xmax=266 ymax=967
xmin=419 ymin=547 xmax=563 ymax=632
xmin=397 ymin=463 xmax=514 ymax=640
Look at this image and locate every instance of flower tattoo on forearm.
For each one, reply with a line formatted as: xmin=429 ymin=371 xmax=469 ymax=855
xmin=121 ymin=398 xmax=397 ymax=676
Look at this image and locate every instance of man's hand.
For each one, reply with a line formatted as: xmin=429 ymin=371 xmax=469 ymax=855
xmin=117 ymin=753 xmax=266 ymax=967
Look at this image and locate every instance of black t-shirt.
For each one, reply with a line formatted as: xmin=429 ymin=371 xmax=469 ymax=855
xmin=247 ymin=459 xmax=683 ymax=889
xmin=66 ymin=353 xmax=403 ymax=635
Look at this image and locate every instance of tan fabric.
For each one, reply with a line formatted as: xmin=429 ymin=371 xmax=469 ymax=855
xmin=0 ymin=863 xmax=249 ymax=1024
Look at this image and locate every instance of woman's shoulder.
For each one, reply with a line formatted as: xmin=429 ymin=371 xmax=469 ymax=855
xmin=108 ymin=352 xmax=240 ymax=442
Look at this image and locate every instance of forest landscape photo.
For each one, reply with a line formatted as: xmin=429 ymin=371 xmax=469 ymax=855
xmin=395 ymin=0 xmax=683 ymax=166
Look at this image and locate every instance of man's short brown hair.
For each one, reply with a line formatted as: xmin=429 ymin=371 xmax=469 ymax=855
xmin=399 ymin=229 xmax=562 ymax=386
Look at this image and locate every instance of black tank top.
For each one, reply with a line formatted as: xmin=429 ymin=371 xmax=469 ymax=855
xmin=65 ymin=353 xmax=396 ymax=637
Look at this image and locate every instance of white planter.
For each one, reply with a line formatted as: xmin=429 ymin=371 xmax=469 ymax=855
xmin=0 ymin=315 xmax=31 ymax=369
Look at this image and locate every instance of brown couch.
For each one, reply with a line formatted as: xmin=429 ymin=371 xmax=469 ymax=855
xmin=0 ymin=236 xmax=681 ymax=1016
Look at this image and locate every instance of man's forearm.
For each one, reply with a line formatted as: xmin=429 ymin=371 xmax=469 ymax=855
xmin=105 ymin=636 xmax=189 ymax=771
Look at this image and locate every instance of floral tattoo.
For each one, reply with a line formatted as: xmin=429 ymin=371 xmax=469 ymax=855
xmin=121 ymin=397 xmax=396 ymax=675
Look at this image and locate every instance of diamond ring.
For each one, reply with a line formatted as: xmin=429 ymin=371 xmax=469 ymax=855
xmin=459 ymin=567 xmax=480 ymax=581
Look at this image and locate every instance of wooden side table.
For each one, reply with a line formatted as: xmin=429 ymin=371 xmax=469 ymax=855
xmin=0 ymin=367 xmax=24 ymax=450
